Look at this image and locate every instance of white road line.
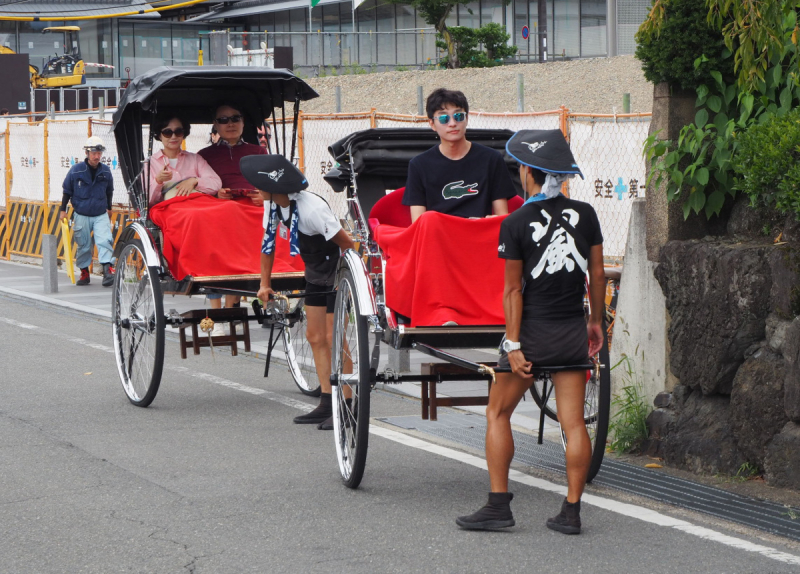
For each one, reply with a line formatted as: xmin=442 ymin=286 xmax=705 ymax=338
xmin=369 ymin=425 xmax=800 ymax=566
xmin=4 ymin=313 xmax=799 ymax=565
xmin=0 ymin=317 xmax=39 ymax=329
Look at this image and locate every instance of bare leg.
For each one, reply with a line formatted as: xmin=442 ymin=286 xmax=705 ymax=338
xmin=552 ymin=370 xmax=591 ymax=503
xmin=209 ymin=297 xmax=221 ymax=310
xmin=305 ymin=305 xmax=331 ymax=394
xmin=224 ymin=295 xmax=241 ymax=308
xmin=485 ymin=372 xmax=532 ymax=492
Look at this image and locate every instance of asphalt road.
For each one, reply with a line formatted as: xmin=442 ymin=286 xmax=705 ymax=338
xmin=1 ymin=296 xmax=799 ymax=574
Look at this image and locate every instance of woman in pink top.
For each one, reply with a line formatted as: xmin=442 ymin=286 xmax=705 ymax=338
xmin=147 ymin=116 xmax=222 ymax=206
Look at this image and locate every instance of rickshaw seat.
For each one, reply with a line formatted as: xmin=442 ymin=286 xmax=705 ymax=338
xmin=369 ymin=187 xmax=411 ymax=230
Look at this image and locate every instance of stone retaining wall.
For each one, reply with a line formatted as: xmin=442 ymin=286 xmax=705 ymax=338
xmin=645 ymin=199 xmax=800 ymax=487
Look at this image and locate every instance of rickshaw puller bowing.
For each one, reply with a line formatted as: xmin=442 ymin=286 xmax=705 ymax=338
xmin=242 ymin=155 xmax=355 ymax=431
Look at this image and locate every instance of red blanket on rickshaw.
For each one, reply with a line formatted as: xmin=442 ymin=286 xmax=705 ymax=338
xmin=373 ymin=211 xmax=506 ymax=327
xmin=149 ymin=194 xmax=304 ymax=280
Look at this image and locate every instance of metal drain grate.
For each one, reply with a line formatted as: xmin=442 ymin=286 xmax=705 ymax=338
xmin=379 ymin=413 xmax=800 ymax=541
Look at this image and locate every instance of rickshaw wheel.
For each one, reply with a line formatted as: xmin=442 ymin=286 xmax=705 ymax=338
xmin=112 ymin=239 xmax=165 ymax=407
xmin=331 ymin=268 xmax=371 ymax=489
xmin=282 ymin=297 xmax=321 ymax=397
xmin=558 ymin=326 xmax=611 ymax=483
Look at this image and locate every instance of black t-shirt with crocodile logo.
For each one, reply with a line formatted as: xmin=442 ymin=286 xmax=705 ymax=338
xmin=402 ymin=143 xmax=517 ymax=218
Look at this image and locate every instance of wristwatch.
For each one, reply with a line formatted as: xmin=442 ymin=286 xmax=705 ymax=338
xmin=502 ymin=339 xmax=521 ymax=353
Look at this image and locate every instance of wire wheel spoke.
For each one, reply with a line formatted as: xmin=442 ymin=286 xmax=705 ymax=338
xmin=112 ymin=240 xmax=164 ymax=407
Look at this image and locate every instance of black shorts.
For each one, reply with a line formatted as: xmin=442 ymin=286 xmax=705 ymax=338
xmin=498 ymin=315 xmax=589 ymax=370
xmin=304 ymin=281 xmax=336 ymax=313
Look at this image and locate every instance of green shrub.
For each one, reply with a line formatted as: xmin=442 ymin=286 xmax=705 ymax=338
xmin=635 ymin=0 xmax=730 ymax=91
xmin=608 ymin=355 xmax=651 ymax=453
xmin=733 ymin=107 xmax=800 ymax=217
xmin=436 ymin=23 xmax=516 ymax=69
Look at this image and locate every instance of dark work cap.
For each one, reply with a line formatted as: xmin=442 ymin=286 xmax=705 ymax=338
xmin=239 ymin=154 xmax=309 ymax=195
xmin=506 ymin=129 xmax=584 ymax=179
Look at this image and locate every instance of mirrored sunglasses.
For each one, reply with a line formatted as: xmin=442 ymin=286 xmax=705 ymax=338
xmin=436 ymin=112 xmax=467 ymax=125
xmin=215 ymin=115 xmax=243 ymax=124
xmin=160 ymin=128 xmax=185 ymax=138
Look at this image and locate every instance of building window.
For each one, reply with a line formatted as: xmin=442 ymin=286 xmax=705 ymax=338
xmin=580 ymin=0 xmax=606 ymax=57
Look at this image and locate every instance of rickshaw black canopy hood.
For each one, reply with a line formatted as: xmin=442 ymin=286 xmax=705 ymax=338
xmin=112 ymin=66 xmax=318 ymax=212
xmin=112 ymin=66 xmax=318 ymax=130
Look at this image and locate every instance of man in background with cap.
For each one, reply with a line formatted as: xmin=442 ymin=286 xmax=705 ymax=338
xmin=244 ymin=154 xmax=355 ymax=431
xmin=59 ymin=136 xmax=115 ymax=287
xmin=456 ymin=129 xmax=605 ymax=535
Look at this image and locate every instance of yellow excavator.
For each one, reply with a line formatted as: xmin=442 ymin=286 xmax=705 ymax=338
xmin=0 ymin=26 xmax=85 ymax=88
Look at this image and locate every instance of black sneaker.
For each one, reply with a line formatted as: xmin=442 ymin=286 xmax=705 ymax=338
xmin=294 ymin=393 xmax=332 ymax=424
xmin=456 ymin=492 xmax=515 ymax=530
xmin=546 ymin=498 xmax=581 ymax=534
xmin=317 ymin=415 xmax=333 ymax=431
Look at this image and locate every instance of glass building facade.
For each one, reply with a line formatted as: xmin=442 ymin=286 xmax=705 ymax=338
xmin=0 ymin=0 xmax=649 ymax=82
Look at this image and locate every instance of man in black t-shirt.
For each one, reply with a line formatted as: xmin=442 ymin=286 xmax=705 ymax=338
xmin=456 ymin=129 xmax=605 ymax=535
xmin=402 ymin=88 xmax=516 ymax=222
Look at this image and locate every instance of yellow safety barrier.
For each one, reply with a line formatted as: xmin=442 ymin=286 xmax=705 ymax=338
xmin=59 ymin=217 xmax=75 ymax=284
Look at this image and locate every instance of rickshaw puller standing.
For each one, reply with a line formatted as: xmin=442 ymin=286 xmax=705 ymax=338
xmin=456 ymin=129 xmax=605 ymax=534
xmin=243 ymin=155 xmax=355 ymax=431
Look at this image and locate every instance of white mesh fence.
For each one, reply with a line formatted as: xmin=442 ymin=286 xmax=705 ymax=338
xmin=0 ymin=130 xmax=6 ymax=208
xmin=2 ymin=112 xmax=652 ymax=261
xmin=567 ymin=116 xmax=651 ymax=260
xmin=48 ymin=121 xmax=91 ymax=206
xmin=301 ymin=115 xmax=372 ymax=218
xmin=89 ymin=120 xmax=129 ymax=204
xmin=468 ymin=111 xmax=562 ymax=132
xmin=7 ymin=122 xmax=46 ymax=201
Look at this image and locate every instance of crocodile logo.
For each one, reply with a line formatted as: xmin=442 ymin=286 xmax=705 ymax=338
xmin=523 ymin=141 xmax=547 ymax=154
xmin=259 ymin=169 xmax=284 ymax=181
xmin=442 ymin=180 xmax=479 ymax=200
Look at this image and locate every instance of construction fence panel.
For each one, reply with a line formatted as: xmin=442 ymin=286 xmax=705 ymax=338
xmin=88 ymin=120 xmax=129 ymax=205
xmin=47 ymin=120 xmax=92 ymax=208
xmin=0 ymin=130 xmax=6 ymax=209
xmin=7 ymin=122 xmax=46 ymax=202
xmin=300 ymin=115 xmax=372 ymax=218
xmin=468 ymin=111 xmax=563 ymax=133
xmin=567 ymin=115 xmax=651 ymax=261
xmin=374 ymin=114 xmax=429 ymax=129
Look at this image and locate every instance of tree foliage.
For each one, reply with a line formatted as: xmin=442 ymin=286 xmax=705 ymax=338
xmin=388 ymin=0 xmax=511 ymax=69
xmin=635 ymin=0 xmax=729 ymax=91
xmin=435 ymin=23 xmax=517 ymax=68
xmin=641 ymin=0 xmax=800 ymax=219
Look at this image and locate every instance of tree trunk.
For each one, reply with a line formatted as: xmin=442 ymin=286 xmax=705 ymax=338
xmin=436 ymin=12 xmax=458 ymax=69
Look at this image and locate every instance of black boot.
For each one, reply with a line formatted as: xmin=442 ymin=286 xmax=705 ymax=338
xmin=76 ymin=267 xmax=90 ymax=286
xmin=546 ymin=498 xmax=581 ymax=534
xmin=455 ymin=492 xmax=515 ymax=530
xmin=293 ymin=393 xmax=332 ymax=424
xmin=317 ymin=398 xmax=351 ymax=430
xmin=101 ymin=263 xmax=115 ymax=287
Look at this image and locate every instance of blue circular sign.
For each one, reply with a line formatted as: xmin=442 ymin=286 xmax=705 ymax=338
xmin=521 ymin=25 xmax=530 ymax=40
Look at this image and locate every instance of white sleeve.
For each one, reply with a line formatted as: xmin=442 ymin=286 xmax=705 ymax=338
xmin=300 ymin=194 xmax=342 ymax=241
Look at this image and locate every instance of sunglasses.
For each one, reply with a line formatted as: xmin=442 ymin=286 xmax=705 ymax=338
xmin=160 ymin=128 xmax=185 ymax=138
xmin=215 ymin=115 xmax=243 ymax=124
xmin=436 ymin=112 xmax=467 ymax=125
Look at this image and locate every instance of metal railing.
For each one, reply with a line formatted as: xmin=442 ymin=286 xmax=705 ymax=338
xmin=202 ymin=30 xmax=443 ymax=75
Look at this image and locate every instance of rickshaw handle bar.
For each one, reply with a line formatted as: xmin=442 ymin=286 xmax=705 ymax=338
xmin=412 ymin=342 xmax=598 ymax=375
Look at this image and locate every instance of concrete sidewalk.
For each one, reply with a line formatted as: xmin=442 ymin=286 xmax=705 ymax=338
xmin=0 ymin=259 xmax=558 ymax=435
